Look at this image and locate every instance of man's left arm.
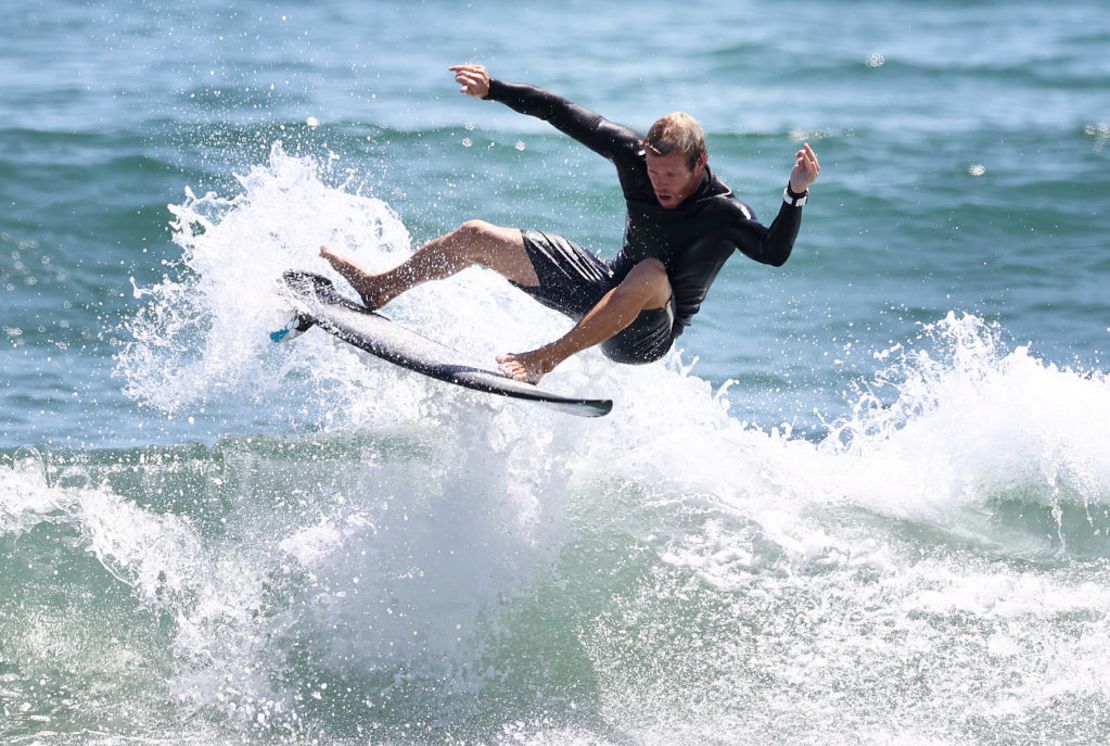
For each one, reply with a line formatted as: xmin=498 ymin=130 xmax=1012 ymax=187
xmin=733 ymin=144 xmax=821 ymax=266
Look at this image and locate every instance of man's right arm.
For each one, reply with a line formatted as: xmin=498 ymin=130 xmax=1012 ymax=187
xmin=450 ymin=64 xmax=639 ymax=162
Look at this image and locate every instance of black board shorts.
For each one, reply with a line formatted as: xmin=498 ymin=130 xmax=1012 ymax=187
xmin=510 ymin=229 xmax=676 ymax=364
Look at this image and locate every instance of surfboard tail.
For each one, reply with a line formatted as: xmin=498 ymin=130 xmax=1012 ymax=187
xmin=269 ymin=312 xmax=315 ymax=343
xmin=282 ymin=270 xmax=334 ymax=298
xmin=271 ymin=271 xmax=334 ymax=342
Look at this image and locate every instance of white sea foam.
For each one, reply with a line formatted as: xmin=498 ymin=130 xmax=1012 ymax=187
xmin=102 ymin=145 xmax=1110 ymax=741
xmin=816 ymin=313 xmax=1110 ymax=528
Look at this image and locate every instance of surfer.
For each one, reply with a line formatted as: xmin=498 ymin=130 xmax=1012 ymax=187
xmin=320 ymin=64 xmax=820 ymax=384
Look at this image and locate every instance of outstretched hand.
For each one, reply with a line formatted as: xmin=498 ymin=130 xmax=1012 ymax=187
xmin=789 ymin=143 xmax=821 ymax=194
xmin=449 ymin=64 xmax=491 ymax=98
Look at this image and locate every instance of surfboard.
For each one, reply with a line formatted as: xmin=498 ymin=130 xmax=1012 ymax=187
xmin=273 ymin=271 xmax=613 ymax=418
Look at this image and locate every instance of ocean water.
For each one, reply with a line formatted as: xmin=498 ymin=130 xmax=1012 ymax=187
xmin=2 ymin=0 xmax=1109 ymax=743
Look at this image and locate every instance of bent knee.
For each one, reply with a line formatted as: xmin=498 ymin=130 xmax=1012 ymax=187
xmin=632 ymin=257 xmax=668 ymax=281
xmin=626 ymin=257 xmax=671 ymax=291
xmin=451 ymin=220 xmax=524 ymax=268
xmin=456 ymin=219 xmax=497 ymax=240
xmin=616 ymin=258 xmax=672 ymax=306
xmin=456 ymin=219 xmax=519 ymax=250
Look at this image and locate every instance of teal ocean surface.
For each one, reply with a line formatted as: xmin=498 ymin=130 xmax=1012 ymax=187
xmin=2 ymin=1 xmax=1109 ymax=743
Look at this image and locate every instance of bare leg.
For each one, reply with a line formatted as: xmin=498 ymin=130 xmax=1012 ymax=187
xmin=497 ymin=258 xmax=672 ymax=383
xmin=319 ymin=220 xmax=539 ymax=309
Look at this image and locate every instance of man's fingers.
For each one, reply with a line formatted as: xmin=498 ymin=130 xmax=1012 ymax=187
xmin=450 ymin=65 xmax=489 ymax=95
xmin=795 ymin=143 xmax=820 ymax=177
xmin=456 ymin=72 xmax=482 ymax=88
xmin=788 ymin=143 xmax=821 ymax=193
xmin=803 ymin=143 xmax=820 ymax=172
xmin=449 ymin=64 xmax=487 ymax=81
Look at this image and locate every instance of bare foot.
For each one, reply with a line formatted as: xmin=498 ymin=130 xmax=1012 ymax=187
xmin=318 ymin=245 xmax=341 ymax=264
xmin=496 ymin=350 xmax=558 ymax=384
xmin=319 ymin=245 xmax=387 ymax=309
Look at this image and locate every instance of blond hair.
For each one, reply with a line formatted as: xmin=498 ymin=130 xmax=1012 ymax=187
xmin=642 ymin=112 xmax=706 ymax=170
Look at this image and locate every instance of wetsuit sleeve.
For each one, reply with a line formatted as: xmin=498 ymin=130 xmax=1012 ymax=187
xmin=728 ymin=197 xmax=803 ymax=267
xmin=486 ymin=79 xmax=641 ymax=162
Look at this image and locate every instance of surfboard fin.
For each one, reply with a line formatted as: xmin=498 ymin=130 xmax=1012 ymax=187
xmin=269 ymin=312 xmax=314 ymax=343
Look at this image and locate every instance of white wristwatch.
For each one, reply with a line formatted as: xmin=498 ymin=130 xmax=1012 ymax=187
xmin=783 ymin=186 xmax=808 ymax=207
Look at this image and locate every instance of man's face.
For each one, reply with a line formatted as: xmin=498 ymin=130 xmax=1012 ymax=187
xmin=645 ymin=150 xmax=706 ymax=209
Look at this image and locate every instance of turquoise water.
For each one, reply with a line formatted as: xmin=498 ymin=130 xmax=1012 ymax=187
xmin=3 ymin=1 xmax=1109 ymax=743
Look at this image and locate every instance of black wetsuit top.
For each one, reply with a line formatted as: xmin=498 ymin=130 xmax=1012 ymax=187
xmin=487 ymin=79 xmax=804 ymax=335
